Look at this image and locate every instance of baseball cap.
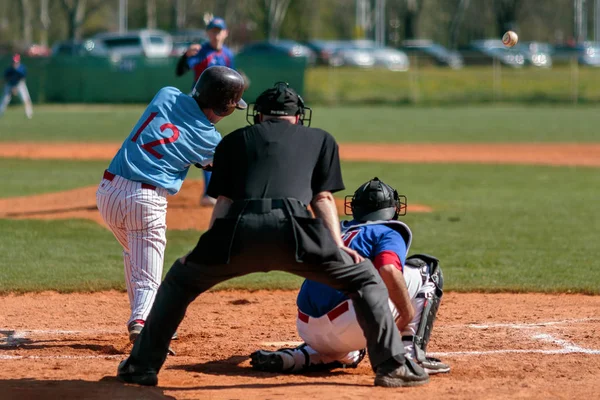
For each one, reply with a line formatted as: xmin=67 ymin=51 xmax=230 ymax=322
xmin=254 ymin=82 xmax=304 ymax=116
xmin=206 ymin=17 xmax=227 ymax=31
xmin=12 ymin=53 xmax=21 ymax=63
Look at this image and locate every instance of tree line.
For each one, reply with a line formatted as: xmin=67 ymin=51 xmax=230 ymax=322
xmin=0 ymin=0 xmax=589 ymax=51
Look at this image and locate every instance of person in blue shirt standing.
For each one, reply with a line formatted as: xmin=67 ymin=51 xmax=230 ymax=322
xmin=0 ymin=54 xmax=33 ymax=119
xmin=96 ymin=66 xmax=246 ymax=344
xmin=175 ymin=16 xmax=237 ymax=206
xmin=250 ymin=177 xmax=450 ymax=376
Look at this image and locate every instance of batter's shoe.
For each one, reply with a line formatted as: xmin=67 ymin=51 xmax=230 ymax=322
xmin=128 ymin=320 xmax=179 ymax=343
xmin=128 ymin=320 xmax=145 ymax=343
xmin=420 ymin=356 xmax=450 ymax=375
xmin=374 ymin=358 xmax=430 ymax=388
xmin=117 ymin=358 xmax=158 ymax=387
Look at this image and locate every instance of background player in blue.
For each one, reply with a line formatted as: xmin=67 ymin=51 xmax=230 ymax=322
xmin=175 ymin=16 xmax=236 ymax=206
xmin=96 ymin=66 xmax=246 ymax=344
xmin=0 ymin=53 xmax=33 ymax=119
xmin=250 ymin=177 xmax=449 ymax=375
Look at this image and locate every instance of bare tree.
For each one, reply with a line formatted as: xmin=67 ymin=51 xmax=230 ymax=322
xmin=263 ymin=0 xmax=291 ymax=40
xmin=404 ymin=0 xmax=425 ymax=39
xmin=19 ymin=0 xmax=33 ymax=45
xmin=493 ymin=0 xmax=521 ymax=36
xmin=59 ymin=0 xmax=106 ymax=40
xmin=40 ymin=0 xmax=51 ymax=46
xmin=449 ymin=0 xmax=470 ymax=49
xmin=146 ymin=0 xmax=156 ymax=29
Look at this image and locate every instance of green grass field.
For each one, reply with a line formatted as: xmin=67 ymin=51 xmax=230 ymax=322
xmin=3 ymin=104 xmax=600 ymax=143
xmin=0 ymin=105 xmax=598 ymax=294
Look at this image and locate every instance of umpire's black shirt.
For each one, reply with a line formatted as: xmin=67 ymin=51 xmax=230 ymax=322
xmin=206 ymin=119 xmax=345 ymax=204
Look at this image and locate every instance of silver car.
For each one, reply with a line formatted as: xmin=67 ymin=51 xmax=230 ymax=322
xmin=370 ymin=47 xmax=410 ymax=71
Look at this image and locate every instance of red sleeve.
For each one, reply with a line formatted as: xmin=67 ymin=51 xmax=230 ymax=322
xmin=373 ymin=250 xmax=402 ymax=272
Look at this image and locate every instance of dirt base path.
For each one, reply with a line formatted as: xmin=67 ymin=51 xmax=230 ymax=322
xmin=2 ymin=142 xmax=600 ymax=166
xmin=1 ymin=291 xmax=599 ymax=399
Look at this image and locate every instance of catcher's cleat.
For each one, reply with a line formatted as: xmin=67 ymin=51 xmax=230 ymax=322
xmin=374 ymin=357 xmax=430 ymax=388
xmin=250 ymin=350 xmax=289 ymax=373
xmin=117 ymin=358 xmax=158 ymax=387
xmin=420 ymin=356 xmax=450 ymax=375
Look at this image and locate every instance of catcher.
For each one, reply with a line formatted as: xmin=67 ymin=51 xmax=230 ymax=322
xmin=250 ymin=177 xmax=449 ymax=375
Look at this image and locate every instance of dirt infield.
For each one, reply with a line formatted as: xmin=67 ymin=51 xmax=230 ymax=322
xmin=1 ymin=142 xmax=599 ymax=399
xmin=3 ymin=142 xmax=600 ymax=166
xmin=1 ymin=291 xmax=599 ymax=399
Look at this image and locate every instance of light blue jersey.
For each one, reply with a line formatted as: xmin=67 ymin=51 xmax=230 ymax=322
xmin=107 ymin=87 xmax=220 ymax=194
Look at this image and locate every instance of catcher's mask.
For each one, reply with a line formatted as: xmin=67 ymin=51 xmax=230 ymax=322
xmin=246 ymin=81 xmax=312 ymax=126
xmin=345 ymin=177 xmax=407 ymax=222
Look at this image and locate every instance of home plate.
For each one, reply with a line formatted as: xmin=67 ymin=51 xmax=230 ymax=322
xmin=260 ymin=341 xmax=304 ymax=347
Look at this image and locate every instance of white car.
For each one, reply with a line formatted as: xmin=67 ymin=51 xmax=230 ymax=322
xmin=92 ymin=30 xmax=173 ymax=58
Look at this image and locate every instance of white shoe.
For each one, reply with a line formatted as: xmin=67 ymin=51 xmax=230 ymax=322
xmin=200 ymin=196 xmax=217 ymax=206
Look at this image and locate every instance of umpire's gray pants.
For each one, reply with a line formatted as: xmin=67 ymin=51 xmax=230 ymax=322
xmin=127 ymin=208 xmax=406 ymax=374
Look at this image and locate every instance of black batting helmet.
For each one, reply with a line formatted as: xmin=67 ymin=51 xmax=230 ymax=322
xmin=191 ymin=66 xmax=247 ymax=116
xmin=344 ymin=177 xmax=407 ymax=222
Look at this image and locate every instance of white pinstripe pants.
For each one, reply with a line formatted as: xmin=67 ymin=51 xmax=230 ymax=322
xmin=96 ymin=174 xmax=168 ymax=326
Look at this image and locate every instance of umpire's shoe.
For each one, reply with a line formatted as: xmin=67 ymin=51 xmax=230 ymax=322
xmin=374 ymin=357 xmax=430 ymax=387
xmin=117 ymin=357 xmax=158 ymax=386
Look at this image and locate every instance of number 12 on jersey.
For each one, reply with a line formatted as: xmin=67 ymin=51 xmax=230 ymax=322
xmin=131 ymin=111 xmax=180 ymax=159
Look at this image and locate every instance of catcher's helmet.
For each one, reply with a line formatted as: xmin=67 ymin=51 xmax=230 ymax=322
xmin=191 ymin=66 xmax=247 ymax=116
xmin=246 ymin=81 xmax=312 ymax=126
xmin=345 ymin=177 xmax=407 ymax=222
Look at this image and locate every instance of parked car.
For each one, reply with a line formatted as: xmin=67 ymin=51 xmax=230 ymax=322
xmin=51 ymin=39 xmax=107 ymax=57
xmin=551 ymin=42 xmax=600 ymax=67
xmin=91 ymin=30 xmax=173 ymax=58
xmin=331 ymin=45 xmax=375 ymax=68
xmin=170 ymin=29 xmax=208 ymax=56
xmin=516 ymin=41 xmax=552 ymax=68
xmin=237 ymin=40 xmax=316 ymax=65
xmin=303 ymin=39 xmax=348 ymax=65
xmin=467 ymin=39 xmax=526 ymax=67
xmin=370 ymin=47 xmax=409 ymax=71
xmin=401 ymin=39 xmax=463 ymax=69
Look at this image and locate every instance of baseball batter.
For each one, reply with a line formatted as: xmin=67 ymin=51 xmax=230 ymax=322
xmin=96 ymin=66 xmax=246 ymax=342
xmin=0 ymin=54 xmax=33 ymax=119
xmin=250 ymin=178 xmax=449 ymax=375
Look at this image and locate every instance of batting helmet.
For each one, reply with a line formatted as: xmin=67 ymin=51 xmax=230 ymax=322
xmin=191 ymin=66 xmax=247 ymax=116
xmin=344 ymin=177 xmax=407 ymax=222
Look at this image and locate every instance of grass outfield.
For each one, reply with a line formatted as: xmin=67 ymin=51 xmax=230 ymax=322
xmin=0 ymin=158 xmax=598 ymax=294
xmin=2 ymin=104 xmax=600 ymax=143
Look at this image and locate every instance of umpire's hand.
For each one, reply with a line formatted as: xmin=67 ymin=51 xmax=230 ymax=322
xmin=341 ymin=245 xmax=364 ymax=264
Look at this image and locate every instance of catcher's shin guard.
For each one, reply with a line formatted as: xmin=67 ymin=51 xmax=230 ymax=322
xmin=404 ymin=254 xmax=444 ymax=362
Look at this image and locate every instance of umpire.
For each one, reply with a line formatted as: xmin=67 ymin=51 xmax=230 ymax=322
xmin=117 ymin=82 xmax=430 ymax=388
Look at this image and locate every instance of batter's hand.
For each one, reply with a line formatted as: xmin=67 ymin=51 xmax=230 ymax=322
xmin=186 ymin=44 xmax=201 ymax=57
xmin=341 ymin=246 xmax=364 ymax=264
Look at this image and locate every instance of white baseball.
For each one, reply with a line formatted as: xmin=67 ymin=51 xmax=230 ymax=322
xmin=502 ymin=31 xmax=518 ymax=47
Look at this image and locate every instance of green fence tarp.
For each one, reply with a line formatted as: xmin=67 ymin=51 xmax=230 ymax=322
xmin=0 ymin=55 xmax=306 ymax=104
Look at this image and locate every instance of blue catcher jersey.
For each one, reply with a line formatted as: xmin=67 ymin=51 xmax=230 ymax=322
xmin=296 ymin=220 xmax=412 ymax=318
xmin=107 ymin=87 xmax=221 ymax=195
